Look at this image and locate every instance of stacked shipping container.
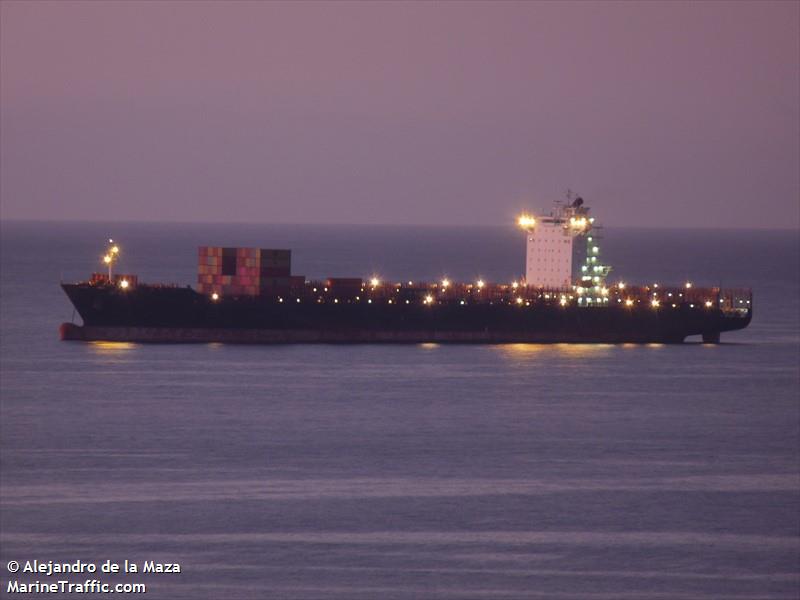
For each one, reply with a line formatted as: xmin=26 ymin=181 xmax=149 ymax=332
xmin=197 ymin=247 xmax=298 ymax=297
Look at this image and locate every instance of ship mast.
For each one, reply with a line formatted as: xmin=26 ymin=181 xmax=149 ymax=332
xmin=102 ymin=239 xmax=120 ymax=281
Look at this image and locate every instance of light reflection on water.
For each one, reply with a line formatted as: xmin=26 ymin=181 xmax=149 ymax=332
xmin=88 ymin=341 xmax=138 ymax=352
xmin=496 ymin=343 xmax=615 ymax=359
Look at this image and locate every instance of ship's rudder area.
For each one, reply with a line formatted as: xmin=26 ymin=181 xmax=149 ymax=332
xmin=686 ymin=308 xmax=751 ymax=344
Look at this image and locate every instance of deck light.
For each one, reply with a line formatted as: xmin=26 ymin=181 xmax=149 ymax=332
xmin=370 ymin=278 xmax=380 ymax=287
xmin=101 ymin=238 xmax=121 ymax=279
xmin=119 ymin=279 xmax=129 ymax=289
xmin=569 ymin=217 xmax=588 ymax=229
xmin=517 ymin=214 xmax=536 ymax=228
xmin=211 ymin=292 xmax=219 ymax=301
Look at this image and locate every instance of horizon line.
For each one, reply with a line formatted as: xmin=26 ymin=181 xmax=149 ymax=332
xmin=1 ymin=216 xmax=799 ymax=232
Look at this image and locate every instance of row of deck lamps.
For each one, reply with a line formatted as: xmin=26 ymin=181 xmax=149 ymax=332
xmin=369 ymin=277 xmax=486 ymax=290
xmin=367 ymin=277 xmax=696 ymax=293
xmin=261 ymin=294 xmax=713 ymax=309
xmin=208 ymin=286 xmax=712 ymax=309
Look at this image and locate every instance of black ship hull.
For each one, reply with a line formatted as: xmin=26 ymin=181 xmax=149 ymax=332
xmin=60 ymin=284 xmax=752 ymax=344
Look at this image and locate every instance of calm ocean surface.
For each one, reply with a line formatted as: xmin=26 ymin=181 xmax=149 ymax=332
xmin=1 ymin=221 xmax=798 ymax=599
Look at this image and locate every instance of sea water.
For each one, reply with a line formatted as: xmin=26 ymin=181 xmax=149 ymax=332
xmin=1 ymin=222 xmax=798 ymax=599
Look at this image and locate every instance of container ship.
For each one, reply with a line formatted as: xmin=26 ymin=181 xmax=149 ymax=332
xmin=60 ymin=198 xmax=752 ymax=344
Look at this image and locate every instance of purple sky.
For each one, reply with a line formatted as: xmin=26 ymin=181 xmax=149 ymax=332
xmin=1 ymin=1 xmax=798 ymax=228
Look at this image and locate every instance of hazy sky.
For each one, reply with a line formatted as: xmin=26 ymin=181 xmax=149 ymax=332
xmin=1 ymin=1 xmax=798 ymax=228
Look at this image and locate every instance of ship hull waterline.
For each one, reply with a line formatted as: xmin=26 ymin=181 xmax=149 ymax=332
xmin=59 ymin=323 xmax=742 ymax=344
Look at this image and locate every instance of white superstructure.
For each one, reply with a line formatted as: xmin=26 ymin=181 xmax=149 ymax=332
xmin=524 ymin=218 xmax=577 ymax=288
xmin=518 ymin=197 xmax=593 ymax=289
